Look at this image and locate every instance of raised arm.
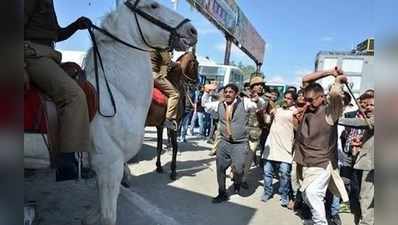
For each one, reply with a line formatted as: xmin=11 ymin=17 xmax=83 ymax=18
xmin=57 ymin=17 xmax=91 ymax=42
xmin=325 ymin=75 xmax=347 ymax=125
xmin=243 ymin=96 xmax=266 ymax=112
xmin=339 ymin=116 xmax=375 ymax=129
xmin=302 ymin=68 xmax=343 ymax=87
xmin=202 ymin=92 xmax=219 ymax=114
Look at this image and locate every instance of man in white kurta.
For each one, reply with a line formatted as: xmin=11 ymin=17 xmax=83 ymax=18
xmin=261 ymin=90 xmax=297 ymax=207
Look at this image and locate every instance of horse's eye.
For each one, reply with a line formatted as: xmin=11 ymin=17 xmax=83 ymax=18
xmin=150 ymin=2 xmax=159 ymax=9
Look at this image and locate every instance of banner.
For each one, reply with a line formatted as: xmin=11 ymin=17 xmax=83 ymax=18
xmin=187 ymin=0 xmax=265 ymax=64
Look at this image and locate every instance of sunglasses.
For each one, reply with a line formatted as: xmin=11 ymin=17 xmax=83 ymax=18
xmin=304 ymin=95 xmax=322 ymax=103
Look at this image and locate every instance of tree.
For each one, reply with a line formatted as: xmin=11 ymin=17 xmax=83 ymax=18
xmin=233 ymin=61 xmax=257 ymax=80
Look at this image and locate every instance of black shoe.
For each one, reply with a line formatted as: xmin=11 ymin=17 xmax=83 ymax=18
xmin=56 ymin=153 xmax=79 ymax=182
xmin=233 ymin=183 xmax=241 ymax=193
xmin=330 ymin=214 xmax=342 ymax=225
xmin=81 ymin=167 xmax=96 ymax=179
xmin=212 ymin=191 xmax=229 ymax=203
xmin=164 ymin=119 xmax=177 ymax=131
xmin=241 ymin=181 xmax=249 ymax=190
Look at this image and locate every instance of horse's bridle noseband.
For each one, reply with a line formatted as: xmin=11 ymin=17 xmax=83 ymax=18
xmin=124 ymin=0 xmax=191 ymax=50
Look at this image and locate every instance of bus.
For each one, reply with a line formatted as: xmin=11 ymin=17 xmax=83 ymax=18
xmin=198 ymin=64 xmax=247 ymax=90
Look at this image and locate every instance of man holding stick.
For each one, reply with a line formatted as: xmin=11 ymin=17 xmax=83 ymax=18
xmin=293 ymin=68 xmax=349 ymax=225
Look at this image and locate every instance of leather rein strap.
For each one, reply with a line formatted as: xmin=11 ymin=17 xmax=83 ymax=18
xmin=87 ymin=0 xmax=190 ymax=118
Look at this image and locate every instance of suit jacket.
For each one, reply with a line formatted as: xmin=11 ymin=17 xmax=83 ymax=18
xmin=338 ymin=116 xmax=374 ymax=171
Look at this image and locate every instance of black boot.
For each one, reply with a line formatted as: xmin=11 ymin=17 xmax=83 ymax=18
xmin=55 ymin=152 xmax=79 ymax=182
xmin=212 ymin=190 xmax=229 ymax=203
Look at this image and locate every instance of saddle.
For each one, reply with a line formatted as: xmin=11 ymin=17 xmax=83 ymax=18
xmin=24 ymin=62 xmax=98 ymax=133
xmin=151 ymin=88 xmax=167 ymax=106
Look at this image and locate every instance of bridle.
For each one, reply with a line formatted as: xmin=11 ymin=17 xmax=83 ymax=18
xmin=124 ymin=0 xmax=191 ymax=51
xmin=87 ymin=0 xmax=191 ymax=117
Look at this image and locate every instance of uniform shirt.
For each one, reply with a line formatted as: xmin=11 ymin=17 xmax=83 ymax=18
xmin=150 ymin=50 xmax=172 ymax=78
xmin=25 ymin=0 xmax=59 ymax=42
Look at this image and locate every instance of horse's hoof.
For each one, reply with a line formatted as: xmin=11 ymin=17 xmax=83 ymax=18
xmin=170 ymin=173 xmax=177 ymax=180
xmin=156 ymin=167 xmax=164 ymax=173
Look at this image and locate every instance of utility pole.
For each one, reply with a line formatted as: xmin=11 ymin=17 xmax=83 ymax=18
xmin=224 ymin=36 xmax=232 ymax=65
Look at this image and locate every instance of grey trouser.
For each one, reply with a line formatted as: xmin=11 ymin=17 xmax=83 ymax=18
xmin=25 ymin=42 xmax=89 ymax=153
xmin=216 ymin=139 xmax=249 ymax=192
xmin=357 ymin=169 xmax=374 ymax=225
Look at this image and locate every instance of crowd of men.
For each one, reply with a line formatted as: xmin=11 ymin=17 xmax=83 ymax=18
xmin=180 ymin=70 xmax=374 ymax=225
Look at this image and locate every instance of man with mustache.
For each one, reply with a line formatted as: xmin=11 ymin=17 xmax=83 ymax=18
xmin=202 ymin=83 xmax=266 ymax=203
xmin=151 ymin=49 xmax=181 ymax=131
xmin=24 ymin=0 xmax=92 ymax=181
xmin=339 ymin=92 xmax=375 ymax=225
xmin=241 ymin=75 xmax=269 ymax=189
xmin=293 ymin=69 xmax=349 ymax=225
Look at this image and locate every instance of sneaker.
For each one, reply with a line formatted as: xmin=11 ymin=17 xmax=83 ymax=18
xmin=212 ymin=191 xmax=229 ymax=203
xmin=260 ymin=194 xmax=272 ymax=203
xmin=329 ymin=214 xmax=342 ymax=225
xmin=280 ymin=198 xmax=289 ymax=208
xmin=164 ymin=119 xmax=177 ymax=131
xmin=339 ymin=202 xmax=351 ymax=213
xmin=208 ymin=151 xmax=216 ymax=156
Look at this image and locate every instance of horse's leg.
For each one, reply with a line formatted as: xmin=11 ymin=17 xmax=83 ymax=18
xmin=168 ymin=128 xmax=178 ymax=180
xmin=156 ymin=126 xmax=164 ymax=173
xmin=83 ymin=155 xmax=123 ymax=225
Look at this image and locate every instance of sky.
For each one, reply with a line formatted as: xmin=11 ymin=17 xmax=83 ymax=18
xmin=53 ymin=0 xmax=390 ymax=87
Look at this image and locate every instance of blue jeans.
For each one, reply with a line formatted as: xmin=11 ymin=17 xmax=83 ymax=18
xmin=263 ymin=160 xmax=291 ymax=205
xmin=179 ymin=111 xmax=192 ymax=140
xmin=203 ymin=112 xmax=211 ymax=137
xmin=330 ymin=195 xmax=340 ymax=216
xmin=190 ymin=111 xmax=204 ymax=135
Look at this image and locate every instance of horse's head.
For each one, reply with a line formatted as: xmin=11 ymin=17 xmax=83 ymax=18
xmin=113 ymin=0 xmax=197 ymax=51
xmin=176 ymin=51 xmax=199 ymax=85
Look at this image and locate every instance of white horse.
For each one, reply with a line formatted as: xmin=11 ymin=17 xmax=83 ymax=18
xmin=82 ymin=1 xmax=197 ymax=224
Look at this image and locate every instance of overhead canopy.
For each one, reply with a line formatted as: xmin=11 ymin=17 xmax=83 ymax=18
xmin=186 ymin=0 xmax=266 ymax=65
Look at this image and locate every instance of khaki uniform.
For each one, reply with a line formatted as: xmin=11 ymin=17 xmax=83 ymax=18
xmin=242 ymin=97 xmax=267 ymax=182
xmin=24 ymin=0 xmax=89 ymax=153
xmin=151 ymin=50 xmax=179 ymax=120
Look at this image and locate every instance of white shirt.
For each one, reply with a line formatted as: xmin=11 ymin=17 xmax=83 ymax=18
xmin=262 ymin=106 xmax=297 ymax=163
xmin=202 ymin=92 xmax=266 ymax=114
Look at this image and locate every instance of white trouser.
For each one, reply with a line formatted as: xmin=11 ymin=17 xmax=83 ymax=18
xmin=302 ymin=167 xmax=331 ymax=225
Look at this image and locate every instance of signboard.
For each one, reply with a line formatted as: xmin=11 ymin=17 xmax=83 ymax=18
xmin=187 ymin=0 xmax=265 ymax=64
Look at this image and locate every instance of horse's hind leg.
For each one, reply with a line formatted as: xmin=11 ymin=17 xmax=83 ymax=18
xmin=168 ymin=129 xmax=178 ymax=180
xmin=156 ymin=126 xmax=164 ymax=173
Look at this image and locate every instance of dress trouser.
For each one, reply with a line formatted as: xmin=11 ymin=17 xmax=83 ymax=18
xmin=25 ymin=44 xmax=89 ymax=153
xmin=216 ymin=139 xmax=248 ymax=192
xmin=153 ymin=75 xmax=179 ymax=120
xmin=357 ymin=169 xmax=374 ymax=225
xmin=302 ymin=166 xmax=332 ymax=225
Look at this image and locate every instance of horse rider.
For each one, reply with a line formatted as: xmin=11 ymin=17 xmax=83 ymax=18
xmin=151 ymin=49 xmax=181 ymax=131
xmin=24 ymin=0 xmax=92 ymax=181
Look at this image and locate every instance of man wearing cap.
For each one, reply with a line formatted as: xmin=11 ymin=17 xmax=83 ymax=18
xmin=151 ymin=49 xmax=181 ymax=131
xmin=24 ymin=0 xmax=92 ymax=181
xmin=241 ymin=75 xmax=269 ymax=189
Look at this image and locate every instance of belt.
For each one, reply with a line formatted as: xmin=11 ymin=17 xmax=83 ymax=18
xmin=29 ymin=39 xmax=55 ymax=48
